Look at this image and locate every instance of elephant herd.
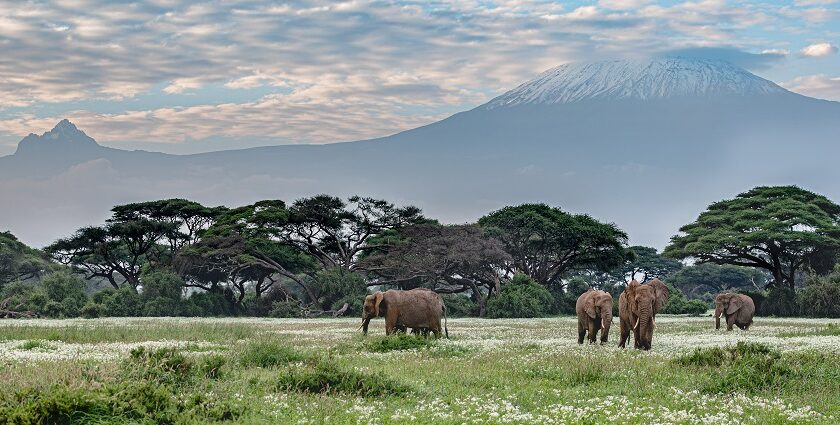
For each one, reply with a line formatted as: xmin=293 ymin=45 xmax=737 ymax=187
xmin=359 ymin=281 xmax=756 ymax=351
xmin=576 ymin=279 xmax=756 ymax=350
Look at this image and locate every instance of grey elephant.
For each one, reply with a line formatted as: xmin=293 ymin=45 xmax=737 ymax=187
xmin=575 ymin=289 xmax=613 ymax=344
xmin=360 ymin=288 xmax=448 ymax=338
xmin=619 ymin=279 xmax=669 ymax=350
xmin=714 ymin=293 xmax=755 ymax=331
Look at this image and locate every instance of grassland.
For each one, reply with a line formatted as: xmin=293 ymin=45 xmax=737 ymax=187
xmin=1 ymin=315 xmax=838 ymax=424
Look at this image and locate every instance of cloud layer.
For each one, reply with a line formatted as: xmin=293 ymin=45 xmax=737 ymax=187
xmin=0 ymin=0 xmax=838 ymax=154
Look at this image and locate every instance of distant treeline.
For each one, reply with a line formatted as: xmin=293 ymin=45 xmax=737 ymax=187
xmin=2 ymin=185 xmax=840 ymax=319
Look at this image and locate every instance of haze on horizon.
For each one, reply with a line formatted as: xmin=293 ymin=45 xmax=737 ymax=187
xmin=0 ymin=0 xmax=839 ymax=156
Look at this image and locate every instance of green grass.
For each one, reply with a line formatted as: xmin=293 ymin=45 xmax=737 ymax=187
xmin=0 ymin=316 xmax=837 ymax=424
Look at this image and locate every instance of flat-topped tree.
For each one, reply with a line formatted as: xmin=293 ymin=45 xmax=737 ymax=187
xmin=0 ymin=231 xmax=57 ymax=287
xmin=478 ymin=204 xmax=631 ymax=289
xmin=46 ymin=219 xmax=175 ymax=290
xmin=111 ymin=199 xmax=224 ymax=254
xmin=178 ymin=200 xmax=320 ymax=307
xmin=281 ymin=195 xmax=424 ymax=271
xmin=664 ymin=186 xmax=840 ymax=290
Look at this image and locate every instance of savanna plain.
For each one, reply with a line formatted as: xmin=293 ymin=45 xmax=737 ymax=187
xmin=1 ymin=316 xmax=838 ymax=424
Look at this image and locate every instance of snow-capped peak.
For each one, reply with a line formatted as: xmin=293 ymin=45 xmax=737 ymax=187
xmin=484 ymin=57 xmax=789 ymax=108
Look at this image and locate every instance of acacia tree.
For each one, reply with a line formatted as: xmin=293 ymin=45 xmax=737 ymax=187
xmin=360 ymin=224 xmax=511 ymax=316
xmin=616 ymin=246 xmax=683 ymax=283
xmin=281 ymin=195 xmax=424 ymax=270
xmin=178 ymin=200 xmax=320 ymax=307
xmin=111 ymin=199 xmax=223 ymax=255
xmin=664 ymin=186 xmax=840 ymax=290
xmin=0 ymin=231 xmax=57 ymax=287
xmin=478 ymin=204 xmax=631 ymax=289
xmin=46 ymin=219 xmax=174 ymax=290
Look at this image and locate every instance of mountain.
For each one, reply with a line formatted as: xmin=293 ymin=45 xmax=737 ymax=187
xmin=1 ymin=57 xmax=839 ymax=248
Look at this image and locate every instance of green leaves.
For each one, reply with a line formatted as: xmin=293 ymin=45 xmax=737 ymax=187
xmin=665 ymin=186 xmax=840 ymax=289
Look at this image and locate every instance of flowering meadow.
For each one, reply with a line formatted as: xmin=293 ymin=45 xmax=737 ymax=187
xmin=1 ymin=316 xmax=838 ymax=424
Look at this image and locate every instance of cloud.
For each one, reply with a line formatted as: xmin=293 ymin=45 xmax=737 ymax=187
xmin=0 ymin=0 xmax=824 ymax=154
xmin=781 ymin=74 xmax=840 ymax=100
xmin=659 ymin=47 xmax=786 ymax=70
xmin=800 ymin=43 xmax=838 ymax=57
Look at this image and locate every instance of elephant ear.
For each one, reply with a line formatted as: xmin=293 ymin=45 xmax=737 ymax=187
xmin=726 ymin=295 xmax=743 ymax=315
xmin=585 ymin=294 xmax=597 ymax=319
xmin=374 ymin=292 xmax=385 ymax=317
xmin=649 ymin=279 xmax=669 ymax=313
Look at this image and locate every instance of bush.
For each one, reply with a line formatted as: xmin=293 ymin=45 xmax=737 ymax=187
xmin=440 ymin=293 xmax=479 ymax=317
xmin=661 ymin=283 xmax=709 ymax=315
xmin=277 ymin=360 xmax=409 ymax=398
xmin=142 ymin=296 xmax=179 ymax=316
xmin=101 ymin=287 xmax=142 ymax=317
xmin=798 ymin=270 xmax=840 ymax=318
xmin=674 ymin=342 xmax=791 ymax=393
xmin=80 ymin=302 xmax=105 ymax=318
xmin=269 ymin=300 xmax=301 ymax=318
xmin=312 ymin=268 xmax=368 ymax=314
xmin=139 ymin=268 xmax=184 ymax=301
xmin=240 ymin=342 xmax=306 ymax=368
xmin=762 ymin=287 xmax=799 ymax=317
xmin=187 ymin=288 xmax=238 ymax=316
xmin=486 ymin=274 xmax=554 ymax=318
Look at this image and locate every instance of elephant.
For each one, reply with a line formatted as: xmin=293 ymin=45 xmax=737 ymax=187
xmin=714 ymin=293 xmax=755 ymax=331
xmin=360 ymin=288 xmax=448 ymax=338
xmin=618 ymin=279 xmax=669 ymax=350
xmin=575 ymin=289 xmax=613 ymax=344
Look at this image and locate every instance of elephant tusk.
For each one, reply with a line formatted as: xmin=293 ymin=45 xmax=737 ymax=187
xmin=633 ymin=318 xmax=640 ymax=330
xmin=652 ymin=317 xmax=656 ymax=327
xmin=601 ymin=318 xmax=606 ymax=329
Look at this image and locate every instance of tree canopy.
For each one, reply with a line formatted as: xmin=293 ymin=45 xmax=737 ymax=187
xmin=664 ymin=186 xmax=840 ymax=290
xmin=0 ymin=231 xmax=56 ymax=287
xmin=478 ymin=204 xmax=631 ymax=288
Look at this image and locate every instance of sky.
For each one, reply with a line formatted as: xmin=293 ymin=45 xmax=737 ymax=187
xmin=0 ymin=0 xmax=838 ymax=156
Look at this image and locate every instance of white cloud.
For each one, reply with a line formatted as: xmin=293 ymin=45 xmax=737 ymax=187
xmin=0 ymin=0 xmax=821 ymax=152
xmin=800 ymin=42 xmax=838 ymax=57
xmin=781 ymin=74 xmax=840 ymax=100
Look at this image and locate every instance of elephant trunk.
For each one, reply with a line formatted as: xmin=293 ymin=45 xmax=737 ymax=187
xmin=361 ymin=317 xmax=371 ymax=335
xmin=600 ymin=309 xmax=612 ymax=343
xmin=638 ymin=306 xmax=653 ymax=350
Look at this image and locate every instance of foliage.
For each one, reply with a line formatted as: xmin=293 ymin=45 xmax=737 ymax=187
xmin=486 ymin=274 xmax=554 ymax=318
xmin=440 ymin=293 xmax=479 ymax=317
xmin=239 ymin=341 xmax=306 ymax=367
xmin=0 ymin=271 xmax=86 ymax=317
xmin=661 ymin=283 xmax=709 ymax=315
xmin=0 ymin=231 xmax=56 ymax=287
xmin=277 ymin=359 xmax=410 ymax=398
xmin=669 ymin=263 xmax=766 ymax=299
xmin=665 ymin=186 xmax=840 ymax=290
xmin=362 ymin=223 xmax=510 ymax=316
xmin=311 ymin=267 xmax=367 ymax=313
xmin=479 ymin=203 xmax=631 ymax=288
xmin=614 ymin=246 xmax=682 ymax=283
xmin=797 ymin=268 xmax=840 ymax=318
xmin=362 ymin=334 xmax=435 ymax=352
xmin=762 ymin=287 xmax=799 ymax=317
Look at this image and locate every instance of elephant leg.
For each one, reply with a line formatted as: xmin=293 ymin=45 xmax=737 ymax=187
xmin=633 ymin=327 xmax=641 ymax=349
xmin=588 ymin=320 xmax=598 ymax=344
xmin=578 ymin=320 xmax=586 ymax=345
xmin=726 ymin=315 xmax=735 ymax=331
xmin=618 ymin=320 xmax=629 ymax=348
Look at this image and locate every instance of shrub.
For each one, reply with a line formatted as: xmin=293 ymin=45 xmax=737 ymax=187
xmin=363 ymin=334 xmax=434 ymax=352
xmin=441 ymin=293 xmax=479 ymax=317
xmin=661 ymin=283 xmax=709 ymax=315
xmin=487 ymin=274 xmax=554 ymax=318
xmin=674 ymin=342 xmax=791 ymax=393
xmin=277 ymin=360 xmax=409 ymax=397
xmin=102 ymin=287 xmax=142 ymax=317
xmin=139 ymin=268 xmax=184 ymax=301
xmin=762 ymin=287 xmax=799 ymax=317
xmin=142 ymin=296 xmax=179 ymax=316
xmin=80 ymin=302 xmax=105 ymax=318
xmin=240 ymin=342 xmax=306 ymax=368
xmin=269 ymin=300 xmax=301 ymax=318
xmin=126 ymin=347 xmax=193 ymax=386
xmin=311 ymin=268 xmax=368 ymax=314
xmin=798 ymin=271 xmax=840 ymax=318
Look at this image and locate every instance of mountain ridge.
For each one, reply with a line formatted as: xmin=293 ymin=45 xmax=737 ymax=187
xmin=1 ymin=57 xmax=839 ymax=248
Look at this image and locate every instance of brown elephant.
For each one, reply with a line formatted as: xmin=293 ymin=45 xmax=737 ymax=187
xmin=714 ymin=293 xmax=755 ymax=331
xmin=360 ymin=288 xmax=448 ymax=338
xmin=575 ymin=289 xmax=613 ymax=344
xmin=619 ymin=279 xmax=669 ymax=350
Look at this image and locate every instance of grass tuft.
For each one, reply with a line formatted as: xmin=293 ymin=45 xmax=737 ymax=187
xmin=278 ymin=360 xmax=409 ymax=398
xmin=239 ymin=341 xmax=306 ymax=368
xmin=363 ymin=334 xmax=434 ymax=352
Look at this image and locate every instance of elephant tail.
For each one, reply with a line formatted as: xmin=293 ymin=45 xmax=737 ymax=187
xmin=443 ymin=303 xmax=449 ymax=339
